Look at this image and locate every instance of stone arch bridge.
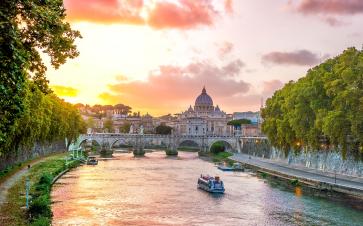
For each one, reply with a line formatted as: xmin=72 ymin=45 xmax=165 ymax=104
xmin=72 ymin=133 xmax=268 ymax=156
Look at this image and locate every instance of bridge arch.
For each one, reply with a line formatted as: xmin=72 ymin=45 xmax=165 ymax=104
xmin=208 ymin=140 xmax=233 ymax=152
xmin=110 ymin=138 xmax=131 ymax=149
xmin=78 ymin=139 xmax=101 ymax=148
xmin=177 ymin=139 xmax=201 ymax=149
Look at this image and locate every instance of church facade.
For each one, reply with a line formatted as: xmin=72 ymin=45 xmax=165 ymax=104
xmin=174 ymin=87 xmax=233 ymax=136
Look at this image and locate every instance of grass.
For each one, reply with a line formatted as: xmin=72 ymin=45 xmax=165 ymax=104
xmin=210 ymin=151 xmax=234 ymax=164
xmin=0 ymin=163 xmax=23 ymax=184
xmin=0 ymin=153 xmax=81 ymax=226
xmin=0 ymin=152 xmax=62 ymax=185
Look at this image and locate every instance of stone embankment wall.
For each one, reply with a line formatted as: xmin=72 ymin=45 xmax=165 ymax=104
xmin=0 ymin=141 xmax=66 ymax=171
xmin=240 ymin=141 xmax=363 ymax=177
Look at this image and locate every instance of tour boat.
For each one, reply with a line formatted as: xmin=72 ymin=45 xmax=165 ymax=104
xmin=197 ymin=175 xmax=225 ymax=193
xmin=86 ymin=156 xmax=98 ymax=165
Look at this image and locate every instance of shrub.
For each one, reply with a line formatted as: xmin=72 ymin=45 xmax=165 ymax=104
xmin=28 ymin=195 xmax=52 ymax=219
xmin=210 ymin=141 xmax=226 ymax=154
xmin=290 ymin=179 xmax=300 ymax=186
xmin=35 ymin=173 xmax=53 ymax=193
xmin=30 ymin=216 xmax=50 ymax=226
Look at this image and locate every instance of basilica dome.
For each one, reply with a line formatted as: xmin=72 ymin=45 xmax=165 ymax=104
xmin=195 ymin=87 xmax=213 ymax=107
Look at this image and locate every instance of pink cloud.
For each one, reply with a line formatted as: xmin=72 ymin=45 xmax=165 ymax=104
xmin=218 ymin=41 xmax=234 ymax=58
xmin=99 ymin=60 xmax=251 ymax=114
xmin=322 ymin=16 xmax=346 ymax=26
xmin=261 ymin=80 xmax=284 ymax=98
xmin=262 ymin=50 xmax=321 ymax=66
xmin=293 ymin=0 xmax=363 ymax=15
xmin=147 ymin=0 xmax=217 ymax=29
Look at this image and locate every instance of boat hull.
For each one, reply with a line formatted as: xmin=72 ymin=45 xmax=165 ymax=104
xmin=217 ymin=166 xmax=233 ymax=171
xmin=197 ymin=179 xmax=225 ymax=194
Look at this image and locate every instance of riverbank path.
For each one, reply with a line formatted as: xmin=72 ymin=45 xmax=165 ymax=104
xmin=230 ymin=153 xmax=363 ymax=192
xmin=0 ymin=153 xmax=65 ymax=207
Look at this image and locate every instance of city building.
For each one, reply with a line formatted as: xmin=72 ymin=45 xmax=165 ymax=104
xmin=174 ymin=87 xmax=233 ymax=136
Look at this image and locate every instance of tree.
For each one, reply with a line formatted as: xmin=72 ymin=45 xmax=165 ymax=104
xmin=103 ymin=118 xmax=114 ymax=133
xmin=119 ymin=123 xmax=131 ymax=133
xmin=227 ymin=119 xmax=252 ymax=128
xmin=86 ymin=117 xmax=96 ymax=129
xmin=261 ymin=47 xmax=363 ymax=157
xmin=114 ymin=104 xmax=132 ymax=115
xmin=155 ymin=125 xmax=172 ymax=135
xmin=210 ymin=141 xmax=226 ymax=154
xmin=0 ymin=0 xmax=81 ymax=151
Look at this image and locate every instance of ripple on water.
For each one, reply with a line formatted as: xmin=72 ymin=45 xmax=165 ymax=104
xmin=51 ymin=152 xmax=363 ymax=226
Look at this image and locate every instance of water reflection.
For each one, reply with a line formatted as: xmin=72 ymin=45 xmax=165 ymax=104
xmin=52 ymin=151 xmax=363 ymax=226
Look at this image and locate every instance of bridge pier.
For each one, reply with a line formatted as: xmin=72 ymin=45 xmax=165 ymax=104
xmin=133 ymin=135 xmax=145 ymax=157
xmin=165 ymin=135 xmax=178 ymax=156
xmin=100 ymin=141 xmax=113 ymax=157
xmin=165 ymin=147 xmax=178 ymax=156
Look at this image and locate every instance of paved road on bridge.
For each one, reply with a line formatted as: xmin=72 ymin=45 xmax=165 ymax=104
xmin=231 ymin=153 xmax=363 ymax=192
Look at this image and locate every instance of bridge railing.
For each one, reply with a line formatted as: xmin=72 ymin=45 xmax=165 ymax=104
xmin=81 ymin=133 xmax=267 ymax=139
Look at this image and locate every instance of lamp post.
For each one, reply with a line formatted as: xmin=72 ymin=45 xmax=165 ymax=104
xmin=25 ymin=165 xmax=30 ymax=209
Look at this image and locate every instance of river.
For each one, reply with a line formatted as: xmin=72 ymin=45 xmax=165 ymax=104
xmin=51 ymin=151 xmax=363 ymax=226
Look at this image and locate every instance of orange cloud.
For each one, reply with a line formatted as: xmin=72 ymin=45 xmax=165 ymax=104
xmin=64 ymin=0 xmax=227 ymax=29
xmin=99 ymin=59 xmax=251 ymax=114
xmin=51 ymin=85 xmax=79 ymax=97
xmin=64 ymin=0 xmax=145 ymax=24
xmin=224 ymin=0 xmax=233 ymax=14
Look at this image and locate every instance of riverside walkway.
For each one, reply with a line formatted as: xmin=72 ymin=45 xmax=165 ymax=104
xmin=230 ymin=153 xmax=363 ymax=196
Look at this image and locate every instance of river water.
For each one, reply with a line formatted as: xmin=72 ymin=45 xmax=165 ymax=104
xmin=51 ymin=151 xmax=363 ymax=226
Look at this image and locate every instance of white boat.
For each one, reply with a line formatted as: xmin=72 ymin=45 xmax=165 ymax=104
xmin=197 ymin=175 xmax=225 ymax=193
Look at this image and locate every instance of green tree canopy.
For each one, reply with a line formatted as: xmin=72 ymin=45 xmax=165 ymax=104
xmin=210 ymin=141 xmax=226 ymax=154
xmin=261 ymin=47 xmax=363 ymax=157
xmin=1 ymin=0 xmax=81 ymax=150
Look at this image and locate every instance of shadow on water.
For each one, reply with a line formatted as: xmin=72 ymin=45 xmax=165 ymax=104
xmin=261 ymin=173 xmax=363 ymax=212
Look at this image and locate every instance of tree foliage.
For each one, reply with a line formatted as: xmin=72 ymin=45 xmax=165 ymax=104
xmin=155 ymin=124 xmax=172 ymax=135
xmin=103 ymin=118 xmax=114 ymax=133
xmin=261 ymin=47 xmax=363 ymax=156
xmin=119 ymin=123 xmax=131 ymax=133
xmin=1 ymin=81 xmax=86 ymax=156
xmin=227 ymin=119 xmax=252 ymax=127
xmin=75 ymin=103 xmax=132 ymax=118
xmin=0 ymin=0 xmax=81 ymax=151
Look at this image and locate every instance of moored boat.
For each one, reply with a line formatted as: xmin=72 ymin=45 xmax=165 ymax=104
xmin=86 ymin=156 xmax=98 ymax=165
xmin=217 ymin=165 xmax=233 ymax=171
xmin=197 ymin=175 xmax=225 ymax=193
xmin=232 ymin=162 xmax=244 ymax=171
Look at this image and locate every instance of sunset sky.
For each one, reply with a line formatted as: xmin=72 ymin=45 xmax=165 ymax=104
xmin=47 ymin=0 xmax=363 ymax=115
